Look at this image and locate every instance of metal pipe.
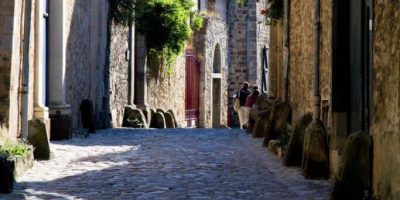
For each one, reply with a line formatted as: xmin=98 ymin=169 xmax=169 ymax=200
xmin=21 ymin=0 xmax=33 ymax=139
xmin=282 ymin=0 xmax=290 ymax=102
xmin=313 ymin=0 xmax=321 ymax=120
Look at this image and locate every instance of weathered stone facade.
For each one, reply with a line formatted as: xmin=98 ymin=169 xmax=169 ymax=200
xmin=147 ymin=56 xmax=186 ymax=127
xmin=0 ymin=0 xmax=36 ymax=140
xmin=268 ymin=22 xmax=284 ymax=98
xmin=65 ymin=0 xmax=109 ymax=130
xmin=228 ymin=0 xmax=269 ymax=126
xmin=288 ymin=0 xmax=331 ymax=121
xmin=269 ymin=0 xmax=400 ymax=198
xmin=108 ymin=21 xmax=130 ymax=128
xmin=371 ymin=2 xmax=400 ymax=199
xmin=195 ymin=16 xmax=228 ymax=128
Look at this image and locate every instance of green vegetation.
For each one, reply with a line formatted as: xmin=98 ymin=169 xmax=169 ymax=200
xmin=0 ymin=139 xmax=30 ymax=159
xmin=236 ymin=0 xmax=248 ymax=7
xmin=110 ymin=0 xmax=203 ymax=78
xmin=277 ymin=123 xmax=292 ymax=148
xmin=266 ymin=0 xmax=284 ymax=25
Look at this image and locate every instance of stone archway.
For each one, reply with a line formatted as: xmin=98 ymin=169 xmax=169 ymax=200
xmin=212 ymin=44 xmax=222 ymax=128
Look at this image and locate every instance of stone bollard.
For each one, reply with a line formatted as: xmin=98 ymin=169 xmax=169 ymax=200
xmin=263 ymin=102 xmax=291 ymax=147
xmin=122 ymin=106 xmax=148 ymax=128
xmin=164 ymin=112 xmax=175 ymax=128
xmin=251 ymin=94 xmax=273 ymax=138
xmin=330 ymin=131 xmax=371 ymax=200
xmin=283 ymin=113 xmax=313 ymax=167
xmin=167 ymin=109 xmax=179 ymax=128
xmin=302 ymin=120 xmax=330 ymax=179
xmin=151 ymin=112 xmax=166 ymax=129
xmin=28 ymin=119 xmax=51 ymax=160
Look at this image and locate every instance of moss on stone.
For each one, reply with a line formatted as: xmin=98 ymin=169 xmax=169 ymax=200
xmin=28 ymin=119 xmax=50 ymax=160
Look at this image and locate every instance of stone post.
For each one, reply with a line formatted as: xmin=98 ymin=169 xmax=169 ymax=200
xmin=135 ymin=32 xmax=151 ymax=124
xmin=47 ymin=0 xmax=71 ymax=140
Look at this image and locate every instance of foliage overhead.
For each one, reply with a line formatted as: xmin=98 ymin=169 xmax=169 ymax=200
xmin=111 ymin=0 xmax=203 ymax=77
xmin=135 ymin=0 xmax=193 ymax=54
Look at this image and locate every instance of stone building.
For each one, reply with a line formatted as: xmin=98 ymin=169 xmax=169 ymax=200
xmin=227 ymin=0 xmax=269 ymax=126
xmin=0 ymin=0 xmax=269 ymax=139
xmin=268 ymin=0 xmax=400 ymax=199
xmin=0 ymin=0 xmax=131 ymax=141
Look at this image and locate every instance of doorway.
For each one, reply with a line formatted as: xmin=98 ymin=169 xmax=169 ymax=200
xmin=212 ymin=78 xmax=222 ymax=128
xmin=185 ymin=50 xmax=200 ymax=127
xmin=332 ymin=0 xmax=373 ymax=134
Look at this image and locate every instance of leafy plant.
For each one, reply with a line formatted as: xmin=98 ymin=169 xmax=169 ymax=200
xmin=277 ymin=123 xmax=292 ymax=147
xmin=0 ymin=140 xmax=30 ymax=159
xmin=266 ymin=0 xmax=284 ymax=25
xmin=110 ymin=0 xmax=201 ymax=78
xmin=191 ymin=13 xmax=204 ymax=31
xmin=236 ymin=0 xmax=248 ymax=7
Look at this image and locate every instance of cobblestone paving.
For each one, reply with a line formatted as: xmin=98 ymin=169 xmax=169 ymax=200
xmin=1 ymin=128 xmax=331 ymax=200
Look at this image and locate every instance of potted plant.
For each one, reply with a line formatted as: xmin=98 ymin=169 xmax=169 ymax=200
xmin=0 ymin=139 xmax=34 ymax=194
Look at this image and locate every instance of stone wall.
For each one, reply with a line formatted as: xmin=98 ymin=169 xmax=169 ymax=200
xmin=108 ymin=21 xmax=129 ymax=128
xmin=371 ymin=2 xmax=400 ymax=199
xmin=65 ymin=0 xmax=109 ymax=129
xmin=195 ymin=17 xmax=228 ymax=128
xmin=288 ymin=0 xmax=331 ymax=121
xmin=0 ymin=0 xmax=16 ymax=136
xmin=227 ymin=0 xmax=269 ymax=126
xmin=248 ymin=0 xmax=269 ymax=87
xmin=0 ymin=0 xmax=36 ymax=140
xmin=268 ymin=22 xmax=284 ymax=98
xmin=147 ymin=56 xmax=186 ymax=127
xmin=228 ymin=2 xmax=248 ymax=98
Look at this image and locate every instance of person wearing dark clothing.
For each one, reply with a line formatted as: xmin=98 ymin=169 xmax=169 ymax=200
xmin=236 ymin=82 xmax=251 ymax=129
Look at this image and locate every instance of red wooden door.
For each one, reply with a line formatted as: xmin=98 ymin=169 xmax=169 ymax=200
xmin=185 ymin=50 xmax=200 ymax=127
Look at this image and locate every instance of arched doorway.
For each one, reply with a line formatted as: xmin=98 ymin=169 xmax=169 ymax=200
xmin=185 ymin=50 xmax=200 ymax=127
xmin=212 ymin=44 xmax=222 ymax=128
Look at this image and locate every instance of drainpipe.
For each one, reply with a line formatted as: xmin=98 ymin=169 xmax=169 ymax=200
xmin=282 ymin=0 xmax=290 ymax=103
xmin=21 ymin=0 xmax=33 ymax=139
xmin=313 ymin=0 xmax=321 ymax=120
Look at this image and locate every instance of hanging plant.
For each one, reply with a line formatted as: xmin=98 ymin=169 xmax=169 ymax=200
xmin=266 ymin=0 xmax=284 ymax=25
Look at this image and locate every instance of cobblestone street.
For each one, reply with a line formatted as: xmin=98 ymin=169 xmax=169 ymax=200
xmin=1 ymin=128 xmax=331 ymax=200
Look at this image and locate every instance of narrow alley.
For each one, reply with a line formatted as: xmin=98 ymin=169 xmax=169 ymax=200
xmin=2 ymin=128 xmax=330 ymax=200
